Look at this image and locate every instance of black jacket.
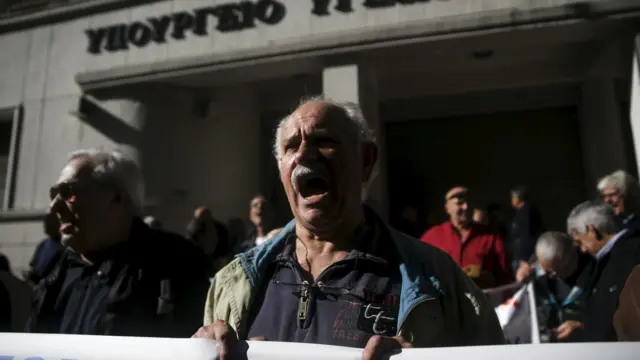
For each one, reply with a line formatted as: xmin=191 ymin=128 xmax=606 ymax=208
xmin=532 ymin=251 xmax=592 ymax=342
xmin=26 ymin=218 xmax=210 ymax=337
xmin=583 ymin=228 xmax=640 ymax=342
xmin=509 ymin=205 xmax=544 ymax=262
xmin=0 ymin=281 xmax=10 ymax=332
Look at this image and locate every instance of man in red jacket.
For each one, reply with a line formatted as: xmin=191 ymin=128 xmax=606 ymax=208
xmin=421 ymin=187 xmax=511 ymax=288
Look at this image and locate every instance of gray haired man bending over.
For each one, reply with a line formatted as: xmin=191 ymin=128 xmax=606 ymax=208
xmin=567 ymin=201 xmax=640 ymax=341
xmin=517 ymin=231 xmax=592 ymax=342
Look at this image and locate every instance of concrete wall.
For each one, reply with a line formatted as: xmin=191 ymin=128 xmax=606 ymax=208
xmin=4 ymin=0 xmax=616 ymax=76
xmin=164 ymin=84 xmax=261 ymax=231
xmin=579 ymin=40 xmax=632 ymax=197
xmin=630 ymin=35 xmax=640 ymax=185
xmin=0 ymin=81 xmax=262 ymax=272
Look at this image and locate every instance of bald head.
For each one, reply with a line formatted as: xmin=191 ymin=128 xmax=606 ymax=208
xmin=194 ymin=206 xmax=211 ymax=220
xmin=273 ymin=97 xmax=378 ymax=237
xmin=445 ymin=186 xmax=471 ymax=228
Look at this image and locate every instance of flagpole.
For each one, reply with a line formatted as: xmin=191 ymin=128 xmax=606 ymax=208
xmin=526 ymin=282 xmax=541 ymax=344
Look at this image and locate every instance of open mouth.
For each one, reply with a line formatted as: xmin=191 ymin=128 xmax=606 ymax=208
xmin=298 ymin=176 xmax=330 ymax=199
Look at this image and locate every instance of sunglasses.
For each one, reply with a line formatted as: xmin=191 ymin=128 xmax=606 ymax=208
xmin=49 ymin=182 xmax=83 ymax=204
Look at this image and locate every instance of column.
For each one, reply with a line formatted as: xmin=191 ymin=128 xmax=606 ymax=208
xmin=322 ymin=64 xmax=388 ymax=220
xmin=83 ymin=87 xmax=148 ymax=166
xmin=83 ymin=84 xmax=174 ymax=218
xmin=579 ymin=41 xmax=630 ymax=197
xmin=630 ymin=35 xmax=640 ymax=180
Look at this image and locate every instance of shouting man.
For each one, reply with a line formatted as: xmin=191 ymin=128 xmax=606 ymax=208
xmin=193 ymin=98 xmax=504 ymax=359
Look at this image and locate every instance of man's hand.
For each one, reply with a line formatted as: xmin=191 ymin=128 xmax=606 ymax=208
xmin=192 ymin=321 xmax=242 ymax=360
xmin=463 ymin=264 xmax=481 ymax=278
xmin=515 ymin=261 xmax=534 ymax=283
xmin=555 ymin=320 xmax=583 ymax=340
xmin=362 ymin=335 xmax=412 ymax=360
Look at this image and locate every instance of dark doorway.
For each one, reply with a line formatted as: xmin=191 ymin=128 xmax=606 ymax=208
xmin=386 ymin=107 xmax=587 ymax=233
xmin=260 ymin=110 xmax=292 ymax=227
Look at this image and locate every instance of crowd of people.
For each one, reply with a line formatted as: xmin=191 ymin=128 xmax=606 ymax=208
xmin=512 ymin=170 xmax=640 ymax=343
xmin=0 ymin=97 xmax=638 ymax=359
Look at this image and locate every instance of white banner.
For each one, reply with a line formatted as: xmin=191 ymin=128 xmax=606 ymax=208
xmin=0 ymin=333 xmax=639 ymax=360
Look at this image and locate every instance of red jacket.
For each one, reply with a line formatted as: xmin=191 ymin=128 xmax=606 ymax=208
xmin=421 ymin=221 xmax=511 ymax=287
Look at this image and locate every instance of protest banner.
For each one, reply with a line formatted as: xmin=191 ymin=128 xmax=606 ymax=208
xmin=486 ymin=282 xmax=539 ymax=344
xmin=484 ymin=282 xmax=521 ymax=307
xmin=0 ymin=333 xmax=639 ymax=360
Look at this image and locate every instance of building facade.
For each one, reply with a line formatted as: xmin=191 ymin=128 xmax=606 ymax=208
xmin=0 ymin=0 xmax=639 ymax=273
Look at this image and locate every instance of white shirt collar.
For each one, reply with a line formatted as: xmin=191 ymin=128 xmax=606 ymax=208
xmin=596 ymin=228 xmax=628 ymax=260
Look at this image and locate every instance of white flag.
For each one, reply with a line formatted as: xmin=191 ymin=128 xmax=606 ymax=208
xmin=487 ymin=283 xmax=540 ymax=344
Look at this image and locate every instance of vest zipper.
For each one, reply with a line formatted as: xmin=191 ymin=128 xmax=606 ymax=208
xmin=297 ymin=280 xmax=311 ymax=327
xmin=396 ymin=295 xmax=435 ymax=335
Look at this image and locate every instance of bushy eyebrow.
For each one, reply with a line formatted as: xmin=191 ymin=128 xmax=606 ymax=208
xmin=283 ymin=127 xmax=332 ymax=143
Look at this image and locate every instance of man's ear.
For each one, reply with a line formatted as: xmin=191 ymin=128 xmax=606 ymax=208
xmin=361 ymin=143 xmax=378 ymax=183
xmin=587 ymin=224 xmax=602 ymax=240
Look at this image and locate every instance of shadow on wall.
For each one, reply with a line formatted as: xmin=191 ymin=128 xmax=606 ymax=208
xmin=75 ymin=94 xmax=142 ymax=147
xmin=72 ymin=87 xmax=182 ymax=230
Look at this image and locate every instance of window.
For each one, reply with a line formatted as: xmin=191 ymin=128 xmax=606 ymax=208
xmin=0 ymin=106 xmax=22 ymax=210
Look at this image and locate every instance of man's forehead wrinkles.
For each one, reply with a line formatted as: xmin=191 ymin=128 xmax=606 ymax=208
xmin=291 ymin=113 xmax=321 ymax=121
xmin=283 ymin=126 xmax=329 ymax=140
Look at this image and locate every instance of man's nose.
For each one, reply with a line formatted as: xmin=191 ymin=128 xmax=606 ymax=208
xmin=49 ymin=195 xmax=62 ymax=213
xmin=293 ymin=141 xmax=317 ymax=164
xmin=50 ymin=195 xmax=72 ymax=219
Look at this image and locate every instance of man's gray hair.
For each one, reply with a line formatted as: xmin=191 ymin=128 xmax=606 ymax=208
xmin=597 ymin=170 xmax=639 ymax=196
xmin=566 ymin=200 xmax=620 ymax=236
xmin=272 ymin=96 xmax=378 ymax=201
xmin=536 ymin=231 xmax=573 ymax=262
xmin=510 ymin=185 xmax=529 ymax=202
xmin=597 ymin=170 xmax=640 ymax=209
xmin=68 ymin=148 xmax=144 ymax=215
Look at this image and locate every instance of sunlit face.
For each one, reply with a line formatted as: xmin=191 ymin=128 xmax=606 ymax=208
xmin=510 ymin=194 xmax=520 ymax=208
xmin=49 ymin=157 xmax=120 ymax=253
xmin=472 ymin=209 xmax=487 ymax=224
xmin=249 ymin=195 xmax=271 ymax=226
xmin=445 ymin=189 xmax=470 ymax=226
xmin=571 ymin=227 xmax=604 ymax=257
xmin=277 ymin=101 xmax=376 ymax=233
xmin=601 ymin=187 xmax=624 ymax=215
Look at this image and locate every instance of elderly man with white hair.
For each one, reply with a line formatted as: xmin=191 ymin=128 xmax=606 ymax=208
xmin=26 ymin=148 xmax=210 ymax=337
xmin=193 ymin=97 xmax=503 ymax=359
xmin=597 ymin=170 xmax=640 ymax=227
xmin=567 ymin=200 xmax=640 ymax=342
xmin=516 ymin=231 xmax=591 ymax=342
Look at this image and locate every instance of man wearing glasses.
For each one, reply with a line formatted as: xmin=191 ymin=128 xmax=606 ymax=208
xmin=26 ymin=149 xmax=210 ymax=337
xmin=194 ymin=98 xmax=504 ymax=359
xmin=597 ymin=170 xmax=640 ymax=229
